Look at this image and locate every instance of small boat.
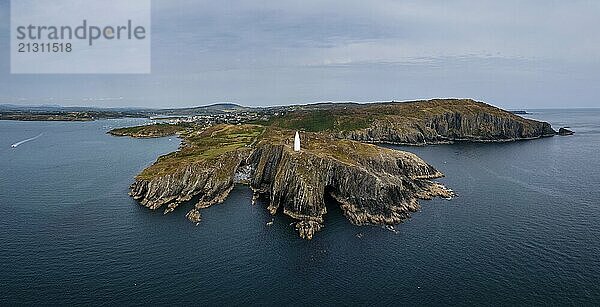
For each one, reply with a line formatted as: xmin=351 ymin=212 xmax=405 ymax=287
xmin=266 ymin=219 xmax=274 ymax=226
xmin=11 ymin=133 xmax=43 ymax=148
xmin=385 ymin=225 xmax=398 ymax=233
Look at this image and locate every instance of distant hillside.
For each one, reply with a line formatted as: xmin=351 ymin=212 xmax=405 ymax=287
xmin=263 ymin=98 xmax=556 ymax=144
xmin=0 ymin=102 xmax=251 ymax=121
xmin=159 ymin=103 xmax=251 ymax=115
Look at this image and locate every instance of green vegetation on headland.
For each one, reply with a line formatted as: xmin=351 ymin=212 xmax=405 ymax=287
xmin=123 ymin=122 xmax=452 ymax=239
xmin=108 ymin=122 xmax=196 ymax=138
xmin=136 ymin=124 xmax=264 ymax=179
xmin=1 ymin=99 xmax=561 ymax=143
xmin=110 ymin=98 xmax=560 ymax=239
xmin=109 ymin=98 xmax=559 ymax=180
xmin=117 ymin=122 xmax=385 ymax=179
xmin=264 ymin=99 xmax=556 ymax=142
xmin=258 ymin=107 xmax=368 ymax=132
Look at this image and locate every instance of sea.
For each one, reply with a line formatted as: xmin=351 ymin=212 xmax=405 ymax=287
xmin=0 ymin=109 xmax=599 ymax=306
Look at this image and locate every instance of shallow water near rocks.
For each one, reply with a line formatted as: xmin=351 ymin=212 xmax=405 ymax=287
xmin=1 ymin=109 xmax=599 ymax=305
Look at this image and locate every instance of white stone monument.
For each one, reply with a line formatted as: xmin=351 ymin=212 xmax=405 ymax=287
xmin=294 ymin=131 xmax=301 ymax=152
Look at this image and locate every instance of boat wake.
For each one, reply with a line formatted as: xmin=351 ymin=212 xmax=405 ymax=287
xmin=11 ymin=133 xmax=43 ymax=148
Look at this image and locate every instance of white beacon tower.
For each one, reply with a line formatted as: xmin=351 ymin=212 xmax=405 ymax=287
xmin=294 ymin=131 xmax=301 ymax=152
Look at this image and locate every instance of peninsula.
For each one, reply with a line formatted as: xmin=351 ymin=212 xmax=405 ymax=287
xmin=110 ymin=99 xmax=557 ymax=239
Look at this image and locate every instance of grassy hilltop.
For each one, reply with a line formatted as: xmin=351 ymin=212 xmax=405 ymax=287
xmin=111 ymin=98 xmax=556 ymax=180
xmin=136 ymin=124 xmax=264 ymax=180
xmin=109 ymin=98 xmax=556 ymax=239
xmin=262 ymin=98 xmax=549 ymax=134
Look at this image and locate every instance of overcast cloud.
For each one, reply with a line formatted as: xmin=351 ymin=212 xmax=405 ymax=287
xmin=0 ymin=0 xmax=598 ymax=108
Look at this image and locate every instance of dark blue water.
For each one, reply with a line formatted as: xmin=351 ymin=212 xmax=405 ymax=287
xmin=1 ymin=110 xmax=599 ymax=306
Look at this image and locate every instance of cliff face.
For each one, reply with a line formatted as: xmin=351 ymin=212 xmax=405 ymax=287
xmin=268 ymin=99 xmax=556 ymax=145
xmin=248 ymin=137 xmax=452 ymax=239
xmin=127 ymin=124 xmax=264 ymax=215
xmin=113 ymin=99 xmax=557 ymax=240
xmin=124 ymin=125 xmax=452 ymax=239
xmin=129 ymin=148 xmax=250 ymax=214
xmin=338 ymin=111 xmax=556 ymax=145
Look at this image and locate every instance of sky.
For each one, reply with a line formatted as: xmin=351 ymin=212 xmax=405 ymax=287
xmin=0 ymin=0 xmax=599 ymax=109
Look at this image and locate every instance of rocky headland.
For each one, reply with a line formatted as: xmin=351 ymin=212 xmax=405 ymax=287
xmin=112 ymin=99 xmax=557 ymax=239
xmin=265 ymin=99 xmax=557 ymax=145
xmin=108 ymin=122 xmax=195 ymax=138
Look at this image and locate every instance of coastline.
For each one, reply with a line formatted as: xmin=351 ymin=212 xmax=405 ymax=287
xmin=110 ymin=99 xmax=559 ymax=239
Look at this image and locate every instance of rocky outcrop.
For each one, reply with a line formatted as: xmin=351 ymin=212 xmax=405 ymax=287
xmin=247 ymin=133 xmax=452 ymax=239
xmin=108 ymin=123 xmax=193 ymax=138
xmin=337 ymin=106 xmax=556 ymax=145
xmin=127 ymin=128 xmax=452 ymax=239
xmin=558 ymin=127 xmax=574 ymax=136
xmin=186 ymin=209 xmax=202 ymax=224
xmin=129 ymin=148 xmax=251 ymax=214
xmin=118 ymin=99 xmax=559 ymax=240
xmin=268 ymin=98 xmax=556 ymax=145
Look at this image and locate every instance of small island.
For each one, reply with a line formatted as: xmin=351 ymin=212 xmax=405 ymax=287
xmin=0 ymin=109 xmax=148 ymax=121
xmin=109 ymin=122 xmax=196 ymax=138
xmin=111 ymin=99 xmax=557 ymax=239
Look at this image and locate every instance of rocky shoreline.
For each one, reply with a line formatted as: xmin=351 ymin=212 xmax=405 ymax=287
xmin=125 ymin=125 xmax=453 ymax=239
xmin=331 ymin=101 xmax=557 ymax=145
xmin=247 ymin=136 xmax=454 ymax=239
xmin=114 ymin=99 xmax=558 ymax=239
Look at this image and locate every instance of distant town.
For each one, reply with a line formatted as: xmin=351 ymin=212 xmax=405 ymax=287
xmin=0 ymin=102 xmax=358 ymax=125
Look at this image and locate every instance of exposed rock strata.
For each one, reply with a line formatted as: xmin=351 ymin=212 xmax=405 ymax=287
xmin=129 ymin=148 xmax=251 ymax=213
xmin=248 ymin=137 xmax=453 ymax=239
xmin=338 ymin=112 xmax=556 ymax=144
xmin=114 ymin=99 xmax=558 ymax=239
xmin=127 ymin=127 xmax=453 ymax=239
xmin=333 ymin=100 xmax=556 ymax=145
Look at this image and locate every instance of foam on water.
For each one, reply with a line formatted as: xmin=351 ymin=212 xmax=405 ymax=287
xmin=10 ymin=133 xmax=43 ymax=148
